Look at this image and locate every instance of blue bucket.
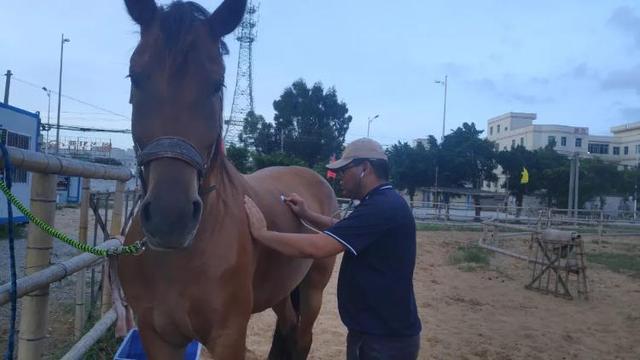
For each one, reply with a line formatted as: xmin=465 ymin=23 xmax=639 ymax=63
xmin=114 ymin=329 xmax=202 ymax=360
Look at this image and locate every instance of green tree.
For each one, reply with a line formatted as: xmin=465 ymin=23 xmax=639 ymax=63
xmin=387 ymin=140 xmax=435 ymax=203
xmin=225 ymin=143 xmax=252 ymax=173
xmin=496 ymin=145 xmax=537 ymax=215
xmin=239 ymin=80 xmax=351 ymax=168
xmin=438 ymin=123 xmax=497 ymax=218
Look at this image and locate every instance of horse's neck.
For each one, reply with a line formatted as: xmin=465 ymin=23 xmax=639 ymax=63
xmin=207 ymin=153 xmax=249 ymax=207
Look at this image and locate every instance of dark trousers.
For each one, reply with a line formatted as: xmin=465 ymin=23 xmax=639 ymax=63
xmin=346 ymin=331 xmax=420 ymax=360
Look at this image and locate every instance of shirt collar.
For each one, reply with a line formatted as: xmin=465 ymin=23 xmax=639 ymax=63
xmin=363 ymin=183 xmax=393 ymax=201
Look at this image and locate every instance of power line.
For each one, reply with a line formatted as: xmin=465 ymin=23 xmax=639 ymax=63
xmin=42 ymin=123 xmax=131 ymax=134
xmin=12 ymin=76 xmax=130 ymax=120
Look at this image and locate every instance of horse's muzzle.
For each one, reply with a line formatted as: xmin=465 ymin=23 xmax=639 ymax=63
xmin=140 ymin=196 xmax=202 ymax=250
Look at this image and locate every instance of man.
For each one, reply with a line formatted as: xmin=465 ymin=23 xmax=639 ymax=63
xmin=244 ymin=137 xmax=421 ymax=359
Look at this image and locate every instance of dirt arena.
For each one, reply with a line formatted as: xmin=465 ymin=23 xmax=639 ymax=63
xmin=2 ymin=207 xmax=639 ymax=359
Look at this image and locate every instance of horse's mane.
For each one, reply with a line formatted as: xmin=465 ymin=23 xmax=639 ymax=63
xmin=157 ymin=1 xmax=229 ymax=64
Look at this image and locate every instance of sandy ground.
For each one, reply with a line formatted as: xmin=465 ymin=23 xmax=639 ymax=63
xmin=2 ymin=207 xmax=640 ymax=359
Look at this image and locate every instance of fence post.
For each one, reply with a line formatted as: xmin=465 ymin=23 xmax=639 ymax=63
xmin=101 ymin=181 xmax=125 ymax=315
xmin=598 ymin=210 xmax=604 ymax=244
xmin=18 ymin=173 xmax=57 ymax=360
xmin=74 ymin=178 xmax=90 ymax=339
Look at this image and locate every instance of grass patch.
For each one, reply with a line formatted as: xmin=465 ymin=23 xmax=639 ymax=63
xmin=449 ymin=245 xmax=492 ymax=271
xmin=587 ymin=252 xmax=640 ymax=276
xmin=0 ymin=223 xmax=28 ymax=239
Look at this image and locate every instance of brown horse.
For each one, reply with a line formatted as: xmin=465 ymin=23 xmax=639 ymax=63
xmin=118 ymin=0 xmax=337 ymax=358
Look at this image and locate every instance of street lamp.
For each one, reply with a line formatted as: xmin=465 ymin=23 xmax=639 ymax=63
xmin=55 ymin=33 xmax=70 ymax=155
xmin=41 ymin=87 xmax=52 ymax=154
xmin=366 ymin=114 xmax=379 ymax=138
xmin=433 ymin=75 xmax=448 ymax=204
xmin=434 ymin=75 xmax=448 ymax=140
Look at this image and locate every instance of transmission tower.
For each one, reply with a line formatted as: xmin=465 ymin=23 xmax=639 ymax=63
xmin=224 ymin=0 xmax=258 ymax=144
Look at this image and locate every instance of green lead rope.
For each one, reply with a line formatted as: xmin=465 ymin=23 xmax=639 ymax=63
xmin=0 ymin=180 xmax=145 ymax=257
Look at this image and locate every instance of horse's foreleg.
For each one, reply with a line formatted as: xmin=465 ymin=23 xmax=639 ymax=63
xmin=204 ymin=317 xmax=251 ymax=360
xmin=295 ymin=256 xmax=336 ymax=359
xmin=138 ymin=325 xmax=188 ymax=359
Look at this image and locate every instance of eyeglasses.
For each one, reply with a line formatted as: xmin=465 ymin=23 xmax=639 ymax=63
xmin=337 ymin=162 xmax=360 ymax=175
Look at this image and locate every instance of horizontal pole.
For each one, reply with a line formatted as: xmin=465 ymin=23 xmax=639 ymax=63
xmin=482 ymin=220 xmax=540 ymax=233
xmin=0 ymin=239 xmax=122 ymax=306
xmin=60 ymin=308 xmax=117 ymax=360
xmin=0 ymin=147 xmax=132 ymax=181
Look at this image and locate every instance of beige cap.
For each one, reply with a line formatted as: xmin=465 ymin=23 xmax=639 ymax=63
xmin=326 ymin=138 xmax=388 ymax=169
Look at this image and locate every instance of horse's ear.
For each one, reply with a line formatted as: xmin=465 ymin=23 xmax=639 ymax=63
xmin=208 ymin=0 xmax=247 ymax=37
xmin=125 ymin=0 xmax=158 ymax=27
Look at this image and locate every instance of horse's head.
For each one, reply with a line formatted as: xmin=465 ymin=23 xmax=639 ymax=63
xmin=125 ymin=0 xmax=246 ymax=250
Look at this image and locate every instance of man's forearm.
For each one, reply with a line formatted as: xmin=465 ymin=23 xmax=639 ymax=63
xmin=302 ymin=211 xmax=337 ymax=231
xmin=257 ymin=230 xmax=316 ymax=258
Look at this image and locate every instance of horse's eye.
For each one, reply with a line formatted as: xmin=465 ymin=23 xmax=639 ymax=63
xmin=128 ymin=73 xmax=143 ymax=89
xmin=211 ymin=81 xmax=225 ymax=96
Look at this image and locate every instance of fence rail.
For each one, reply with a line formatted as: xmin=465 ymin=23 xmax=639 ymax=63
xmin=0 ymin=148 xmax=135 ymax=359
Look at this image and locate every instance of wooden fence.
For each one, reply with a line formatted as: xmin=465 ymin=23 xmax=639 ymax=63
xmin=0 ymin=147 xmax=135 ymax=359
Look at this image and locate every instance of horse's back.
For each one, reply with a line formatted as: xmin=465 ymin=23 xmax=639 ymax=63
xmin=246 ymin=166 xmax=337 ymax=216
xmin=244 ymin=166 xmax=337 ymax=312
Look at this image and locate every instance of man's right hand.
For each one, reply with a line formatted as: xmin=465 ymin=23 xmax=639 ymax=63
xmin=283 ymin=193 xmax=309 ymax=219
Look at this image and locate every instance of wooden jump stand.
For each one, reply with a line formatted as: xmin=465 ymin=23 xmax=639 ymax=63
xmin=480 ymin=220 xmax=589 ymax=301
xmin=525 ymin=229 xmax=589 ymax=300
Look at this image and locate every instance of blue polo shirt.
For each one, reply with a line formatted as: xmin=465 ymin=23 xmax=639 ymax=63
xmin=324 ymin=184 xmax=422 ymax=337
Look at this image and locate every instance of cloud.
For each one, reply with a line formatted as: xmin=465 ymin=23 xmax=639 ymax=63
xmin=620 ymin=106 xmax=640 ymax=121
xmin=608 ymin=6 xmax=640 ymax=49
xmin=469 ymin=77 xmax=554 ymax=105
xmin=601 ymin=64 xmax=640 ymax=93
xmin=565 ymin=63 xmax=599 ymax=81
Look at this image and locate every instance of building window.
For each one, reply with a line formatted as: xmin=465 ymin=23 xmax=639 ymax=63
xmin=490 ymin=126 xmax=493 ymax=135
xmin=588 ymin=143 xmax=609 ymax=154
xmin=636 ymin=144 xmax=640 ymax=154
xmin=497 ymin=124 xmax=501 ymax=133
xmin=575 ymin=138 xmax=582 ymax=147
xmin=520 ymin=137 xmax=524 ymax=146
xmin=624 ymin=146 xmax=629 ymax=155
xmin=511 ymin=139 xmax=516 ymax=148
xmin=548 ymin=136 xmax=556 ymax=145
xmin=613 ymin=146 xmax=620 ymax=155
xmin=561 ymin=137 xmax=567 ymax=146
xmin=505 ymin=127 xmax=508 ymax=131
xmin=0 ymin=130 xmax=30 ymax=183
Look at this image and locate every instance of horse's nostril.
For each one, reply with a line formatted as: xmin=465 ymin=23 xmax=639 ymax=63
xmin=142 ymin=202 xmax=152 ymax=223
xmin=192 ymin=200 xmax=202 ymax=220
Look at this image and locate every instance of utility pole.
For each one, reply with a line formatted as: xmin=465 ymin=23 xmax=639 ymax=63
xmin=574 ymin=154 xmax=580 ymax=218
xmin=42 ymin=87 xmax=52 ymax=154
xmin=56 ymin=34 xmax=70 ymax=154
xmin=568 ymin=154 xmax=575 ymax=215
xmin=434 ymin=75 xmax=448 ymax=204
xmin=366 ymin=114 xmax=379 ymax=138
xmin=3 ymin=69 xmax=12 ymax=104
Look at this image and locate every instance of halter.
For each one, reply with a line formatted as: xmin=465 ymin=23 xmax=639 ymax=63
xmin=135 ymin=136 xmax=218 ymax=196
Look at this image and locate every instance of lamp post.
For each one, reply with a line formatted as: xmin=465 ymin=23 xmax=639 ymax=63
xmin=433 ymin=75 xmax=448 ymax=204
xmin=55 ymin=33 xmax=70 ymax=155
xmin=434 ymin=75 xmax=448 ymax=140
xmin=366 ymin=114 xmax=379 ymax=138
xmin=41 ymin=87 xmax=52 ymax=154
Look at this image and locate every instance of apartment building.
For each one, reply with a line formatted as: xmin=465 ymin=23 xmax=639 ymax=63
xmin=485 ymin=112 xmax=640 ymax=192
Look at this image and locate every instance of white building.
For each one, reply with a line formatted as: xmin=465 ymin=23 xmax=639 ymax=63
xmin=0 ymin=102 xmax=41 ymax=223
xmin=485 ymin=112 xmax=640 ymax=192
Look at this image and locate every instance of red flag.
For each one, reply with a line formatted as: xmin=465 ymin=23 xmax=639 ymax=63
xmin=326 ymin=154 xmax=336 ymax=180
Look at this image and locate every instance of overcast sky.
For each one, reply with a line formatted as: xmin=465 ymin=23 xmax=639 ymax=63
xmin=2 ymin=0 xmax=639 ymax=149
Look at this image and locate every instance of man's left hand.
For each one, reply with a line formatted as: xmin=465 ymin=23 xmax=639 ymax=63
xmin=244 ymin=195 xmax=268 ymax=239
